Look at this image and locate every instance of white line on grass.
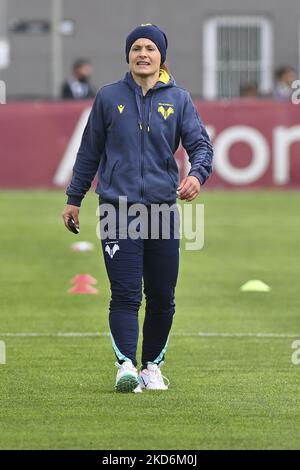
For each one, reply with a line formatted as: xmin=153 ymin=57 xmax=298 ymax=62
xmin=0 ymin=332 xmax=299 ymax=338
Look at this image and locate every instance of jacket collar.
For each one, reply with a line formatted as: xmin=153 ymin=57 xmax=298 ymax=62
xmin=157 ymin=68 xmax=170 ymax=84
xmin=123 ymin=68 xmax=175 ymax=94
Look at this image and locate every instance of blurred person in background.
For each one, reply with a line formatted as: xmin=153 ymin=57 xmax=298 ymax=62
xmin=61 ymin=58 xmax=96 ymax=100
xmin=62 ymin=24 xmax=213 ymax=393
xmin=240 ymin=82 xmax=259 ymax=98
xmin=273 ymin=66 xmax=297 ymax=100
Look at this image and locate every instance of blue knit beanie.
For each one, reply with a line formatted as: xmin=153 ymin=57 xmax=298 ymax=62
xmin=125 ymin=24 xmax=168 ymax=64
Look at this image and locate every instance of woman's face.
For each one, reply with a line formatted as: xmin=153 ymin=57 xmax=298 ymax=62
xmin=129 ymin=38 xmax=161 ymax=77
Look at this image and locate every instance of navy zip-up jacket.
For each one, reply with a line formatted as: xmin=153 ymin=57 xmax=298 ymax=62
xmin=66 ymin=69 xmax=213 ymax=206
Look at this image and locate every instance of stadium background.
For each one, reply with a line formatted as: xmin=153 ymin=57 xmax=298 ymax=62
xmin=0 ymin=0 xmax=300 ymax=451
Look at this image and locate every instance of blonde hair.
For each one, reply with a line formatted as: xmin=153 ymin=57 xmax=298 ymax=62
xmin=160 ymin=63 xmax=170 ymax=74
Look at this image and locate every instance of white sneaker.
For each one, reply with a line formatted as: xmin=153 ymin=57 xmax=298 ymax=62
xmin=115 ymin=360 xmax=140 ymax=393
xmin=139 ymin=362 xmax=170 ymax=390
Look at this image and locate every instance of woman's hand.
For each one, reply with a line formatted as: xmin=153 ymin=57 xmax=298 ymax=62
xmin=177 ymin=176 xmax=201 ymax=201
xmin=62 ymin=205 xmax=80 ymax=232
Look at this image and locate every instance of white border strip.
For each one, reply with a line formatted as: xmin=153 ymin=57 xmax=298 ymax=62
xmin=52 ymin=107 xmax=91 ymax=186
xmin=0 ymin=332 xmax=298 ymax=338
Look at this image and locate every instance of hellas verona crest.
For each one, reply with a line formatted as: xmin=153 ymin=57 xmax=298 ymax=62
xmin=158 ymin=103 xmax=174 ymax=120
xmin=105 ymin=242 xmax=120 ymax=259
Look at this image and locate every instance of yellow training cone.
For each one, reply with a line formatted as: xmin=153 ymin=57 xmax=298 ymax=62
xmin=240 ymin=280 xmax=271 ymax=292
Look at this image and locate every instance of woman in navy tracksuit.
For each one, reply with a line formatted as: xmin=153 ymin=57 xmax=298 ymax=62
xmin=62 ymin=24 xmax=213 ymax=393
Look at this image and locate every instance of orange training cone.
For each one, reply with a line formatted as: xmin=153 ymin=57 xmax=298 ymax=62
xmin=71 ymin=274 xmax=97 ymax=285
xmin=68 ymin=273 xmax=99 ymax=294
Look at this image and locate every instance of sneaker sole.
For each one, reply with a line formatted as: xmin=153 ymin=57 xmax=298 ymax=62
xmin=140 ymin=384 xmax=168 ymax=390
xmin=115 ymin=373 xmax=139 ymax=393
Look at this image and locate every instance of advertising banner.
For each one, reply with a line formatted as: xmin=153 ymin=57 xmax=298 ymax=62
xmin=0 ymin=100 xmax=299 ymax=189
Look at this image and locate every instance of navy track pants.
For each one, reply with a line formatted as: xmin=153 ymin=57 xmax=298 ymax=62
xmin=99 ymin=204 xmax=180 ymax=369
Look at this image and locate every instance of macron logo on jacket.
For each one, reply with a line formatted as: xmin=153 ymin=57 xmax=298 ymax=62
xmin=66 ymin=69 xmax=213 ymax=207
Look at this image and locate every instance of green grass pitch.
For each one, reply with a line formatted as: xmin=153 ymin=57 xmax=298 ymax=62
xmin=0 ymin=189 xmax=300 ymax=450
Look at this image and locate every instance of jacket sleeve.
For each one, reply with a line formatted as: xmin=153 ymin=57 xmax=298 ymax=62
xmin=66 ymin=90 xmax=106 ymax=206
xmin=180 ymin=92 xmax=213 ymax=185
